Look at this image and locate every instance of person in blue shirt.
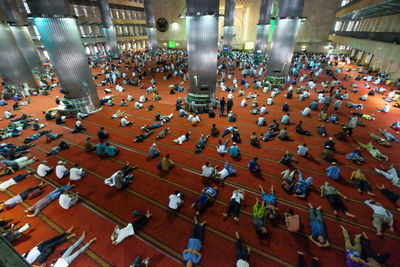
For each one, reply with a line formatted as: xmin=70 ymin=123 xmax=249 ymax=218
xmin=326 ymin=162 xmax=340 ymax=180
xmin=241 ymin=78 xmax=245 ymax=85
xmin=96 ymin=141 xmax=107 ymax=156
xmin=259 ymin=184 xmax=276 ymax=205
xmin=282 ymin=102 xmax=289 ymax=112
xmin=317 ymin=126 xmax=327 ymax=137
xmin=106 ymin=143 xmax=120 ymax=157
xmin=191 ymin=186 xmax=218 ymax=215
xmin=294 ymin=171 xmax=312 ymax=198
xmin=248 ymin=157 xmax=260 ymax=173
xmin=308 ymin=203 xmax=329 ymax=247
xmin=229 ymin=142 xmax=240 ymax=159
xmin=281 ymin=114 xmax=290 ymax=125
xmin=183 ymin=217 xmax=206 ymax=266
xmin=309 ymin=100 xmax=318 ymax=110
xmin=291 ymin=79 xmax=297 ymax=85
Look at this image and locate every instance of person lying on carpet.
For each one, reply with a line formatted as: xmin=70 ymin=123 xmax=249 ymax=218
xmin=350 ymin=169 xmax=374 ymax=196
xmin=52 ymin=232 xmax=96 ymax=267
xmin=221 ymin=125 xmax=236 ymax=137
xmin=216 ymin=139 xmax=229 ymax=155
xmin=345 ymin=146 xmax=364 ymax=164
xmin=307 ymin=203 xmax=329 ymax=247
xmin=48 ymin=141 xmax=70 ymax=156
xmin=376 ymin=184 xmax=400 ymax=211
xmin=364 ymin=199 xmax=393 ymax=236
xmin=269 ymin=119 xmax=279 ymax=132
xmin=45 ymin=130 xmax=63 ymax=142
xmin=183 ymin=216 xmax=206 ymax=267
xmin=133 ymin=131 xmax=153 ymax=143
xmin=156 ymin=113 xmax=173 ymax=124
xmin=356 ymin=141 xmax=389 ymax=161
xmin=195 ymin=134 xmax=209 ymax=154
xmin=0 ymin=172 xmax=32 ymax=192
xmin=320 ymin=182 xmax=355 ymax=217
xmin=1 ymin=144 xmax=31 ymax=160
xmin=283 ymin=209 xmax=300 ymax=233
xmin=25 ymin=184 xmax=75 ymax=217
xmin=223 ymin=189 xmax=245 ymax=222
xmin=111 ymin=110 xmax=126 ymax=119
xmin=252 ymin=197 xmax=269 ymax=238
xmin=23 ymin=226 xmax=75 ymax=264
xmin=55 ymin=114 xmax=66 ymax=124
xmin=339 ymin=225 xmax=366 ymax=266
xmin=295 ymin=121 xmax=311 ymax=136
xmin=360 ymin=231 xmax=391 ymax=265
xmin=374 ymin=164 xmax=400 ymax=188
xmin=0 ymin=155 xmax=37 ymax=176
xmin=378 ymin=128 xmax=399 ymax=142
xmin=173 ymin=131 xmax=191 ymax=145
xmin=141 ymin=123 xmax=163 ymax=132
xmin=0 ymin=181 xmax=46 ymax=211
xmin=4 ymin=109 xmax=16 ymax=119
xmin=191 ymin=186 xmax=218 ymax=215
xmin=156 ymin=127 xmax=170 ymax=139
xmin=111 ymin=209 xmax=152 ymax=245
xmin=320 ymin=146 xmax=334 ymax=162
xmin=234 ymin=232 xmax=250 ymax=266
xmin=23 ymin=130 xmax=48 ymax=143
xmin=105 ymin=162 xmax=137 ymax=189
xmin=30 ymin=119 xmax=46 ymax=131
xmin=72 ymin=120 xmax=86 ymax=133
xmin=293 ymin=171 xmax=312 ymax=199
xmin=368 ymin=132 xmax=391 ymax=147
xmin=1 ymin=221 xmax=30 ymax=243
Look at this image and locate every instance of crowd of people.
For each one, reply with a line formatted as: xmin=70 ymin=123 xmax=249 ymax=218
xmin=0 ymin=47 xmax=399 ymax=267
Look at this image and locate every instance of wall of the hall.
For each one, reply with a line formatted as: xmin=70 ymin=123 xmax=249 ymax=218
xmin=152 ymin=0 xmax=339 ymax=53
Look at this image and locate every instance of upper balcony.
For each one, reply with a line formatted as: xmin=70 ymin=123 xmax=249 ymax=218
xmin=336 ymin=0 xmax=400 ymax=20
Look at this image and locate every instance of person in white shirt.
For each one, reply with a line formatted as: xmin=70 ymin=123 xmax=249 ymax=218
xmin=364 ymin=200 xmax=393 ymax=235
xmin=257 ymin=116 xmax=266 ymax=126
xmin=342 ymin=92 xmax=349 ymax=100
xmin=116 ymin=84 xmax=124 ymax=92
xmin=217 ymin=139 xmax=229 ymax=155
xmin=260 ymin=105 xmax=267 ymax=115
xmin=37 ymin=160 xmax=52 ymax=177
xmin=69 ymin=164 xmax=85 ymax=181
xmin=173 ymin=132 xmax=191 ymax=144
xmin=134 ymin=101 xmax=143 ymax=109
xmin=127 ymin=94 xmax=134 ymax=101
xmin=201 ymin=162 xmax=217 ymax=178
xmin=227 ymin=93 xmax=234 ymax=100
xmin=222 ymin=189 xmax=244 ymax=221
xmin=120 ymin=116 xmax=133 ymax=127
xmin=303 ymin=90 xmax=310 ymax=98
xmin=266 ymin=97 xmax=273 ymax=105
xmin=297 ymin=144 xmax=309 ymax=157
xmin=53 ymin=232 xmax=96 ymax=267
xmin=240 ymin=99 xmax=247 ymax=107
xmin=217 ymin=162 xmax=236 ymax=179
xmin=139 ymin=95 xmax=147 ymax=103
xmin=59 ymin=191 xmax=79 ymax=209
xmin=56 ymin=161 xmax=69 ymax=179
xmin=318 ymin=95 xmax=325 ymax=104
xmin=111 ymin=210 xmax=152 ymax=245
xmin=0 ymin=173 xmax=31 ymax=192
xmin=168 ymin=191 xmax=184 ymax=210
xmin=377 ymin=102 xmax=390 ymax=113
xmin=4 ymin=110 xmax=15 ymax=119
xmin=348 ymin=115 xmax=358 ymax=136
xmin=300 ymin=107 xmax=311 ymax=116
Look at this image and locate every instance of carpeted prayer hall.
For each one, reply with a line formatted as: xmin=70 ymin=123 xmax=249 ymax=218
xmin=0 ymin=0 xmax=399 ymax=267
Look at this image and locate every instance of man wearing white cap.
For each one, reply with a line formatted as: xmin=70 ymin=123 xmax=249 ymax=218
xmin=149 ymin=143 xmax=160 ymax=158
xmin=37 ymin=160 xmax=52 ymax=177
xmin=56 ymin=161 xmax=69 ymax=179
xmin=120 ymin=116 xmax=133 ymax=127
xmin=326 ymin=162 xmax=340 ymax=180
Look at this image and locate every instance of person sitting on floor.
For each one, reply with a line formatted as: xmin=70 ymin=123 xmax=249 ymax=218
xmin=105 ymin=162 xmax=137 ymax=190
xmin=211 ymin=124 xmax=219 ymax=137
xmin=111 ymin=210 xmax=152 ymax=245
xmin=120 ymin=116 xmax=133 ymax=127
xmin=317 ymin=126 xmax=327 ymax=137
xmin=281 ymin=113 xmax=290 ymax=125
xmin=72 ymin=121 xmax=86 ymax=133
xmin=250 ymin=132 xmax=261 ymax=147
xmin=134 ymin=101 xmax=143 ymax=109
xmin=296 ymin=121 xmax=310 ymax=136
xmin=149 ymin=143 xmax=160 ymax=158
xmin=169 ymin=191 xmax=184 ymax=210
xmin=280 ymin=151 xmax=298 ymax=169
xmin=229 ymin=142 xmax=240 ymax=159
xmin=256 ymin=116 xmax=266 ymax=126
xmin=159 ymin=154 xmax=174 ymax=172
xmin=308 ymin=203 xmax=329 ymax=247
xmin=84 ymin=137 xmax=96 ymax=152
xmin=248 ymin=157 xmax=260 ymax=173
xmin=105 ymin=143 xmax=119 ymax=157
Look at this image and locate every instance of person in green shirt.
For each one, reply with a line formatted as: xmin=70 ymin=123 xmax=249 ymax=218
xmin=252 ymin=198 xmax=268 ymax=238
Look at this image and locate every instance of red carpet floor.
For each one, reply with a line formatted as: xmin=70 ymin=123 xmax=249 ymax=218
xmin=1 ymin=51 xmax=400 ymax=267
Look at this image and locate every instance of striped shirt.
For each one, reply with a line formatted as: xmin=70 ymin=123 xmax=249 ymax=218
xmin=320 ymin=184 xmax=338 ymax=196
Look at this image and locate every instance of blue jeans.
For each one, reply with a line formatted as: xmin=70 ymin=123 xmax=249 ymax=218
xmin=194 ymin=193 xmax=210 ymax=213
xmin=224 ymin=162 xmax=236 ymax=175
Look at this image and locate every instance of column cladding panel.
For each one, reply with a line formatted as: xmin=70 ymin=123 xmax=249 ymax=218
xmin=0 ymin=24 xmax=37 ymax=88
xmin=254 ymin=0 xmax=274 ymax=55
xmin=97 ymin=0 xmax=120 ymax=57
xmin=222 ymin=0 xmax=235 ymax=51
xmin=186 ymin=15 xmax=218 ymax=102
xmin=143 ymin=0 xmax=157 ymax=53
xmin=33 ymin=17 xmax=99 ymax=111
xmin=223 ymin=26 xmax=234 ymax=51
xmin=10 ymin=26 xmax=43 ymax=73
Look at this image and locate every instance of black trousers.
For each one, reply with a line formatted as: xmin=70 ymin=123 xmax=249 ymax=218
xmin=361 ymin=237 xmax=390 ymax=264
xmin=37 ymin=233 xmax=68 ymax=263
xmin=381 ymin=188 xmax=399 ymax=204
xmin=236 ymin=238 xmax=249 ymax=262
xmin=298 ymin=253 xmax=319 ymax=267
xmin=226 ymin=199 xmax=241 ymax=218
xmin=190 ymin=224 xmax=204 ymax=242
xmin=131 ymin=215 xmax=150 ymax=232
xmin=326 ymin=194 xmax=347 ymax=213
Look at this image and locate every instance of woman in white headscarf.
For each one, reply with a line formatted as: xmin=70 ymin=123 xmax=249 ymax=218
xmin=72 ymin=120 xmax=86 ymax=133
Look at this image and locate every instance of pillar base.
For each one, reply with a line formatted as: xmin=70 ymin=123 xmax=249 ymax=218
xmin=185 ymin=93 xmax=215 ymax=113
xmin=265 ymin=75 xmax=286 ymax=89
xmin=61 ymin=96 xmax=100 ymax=115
